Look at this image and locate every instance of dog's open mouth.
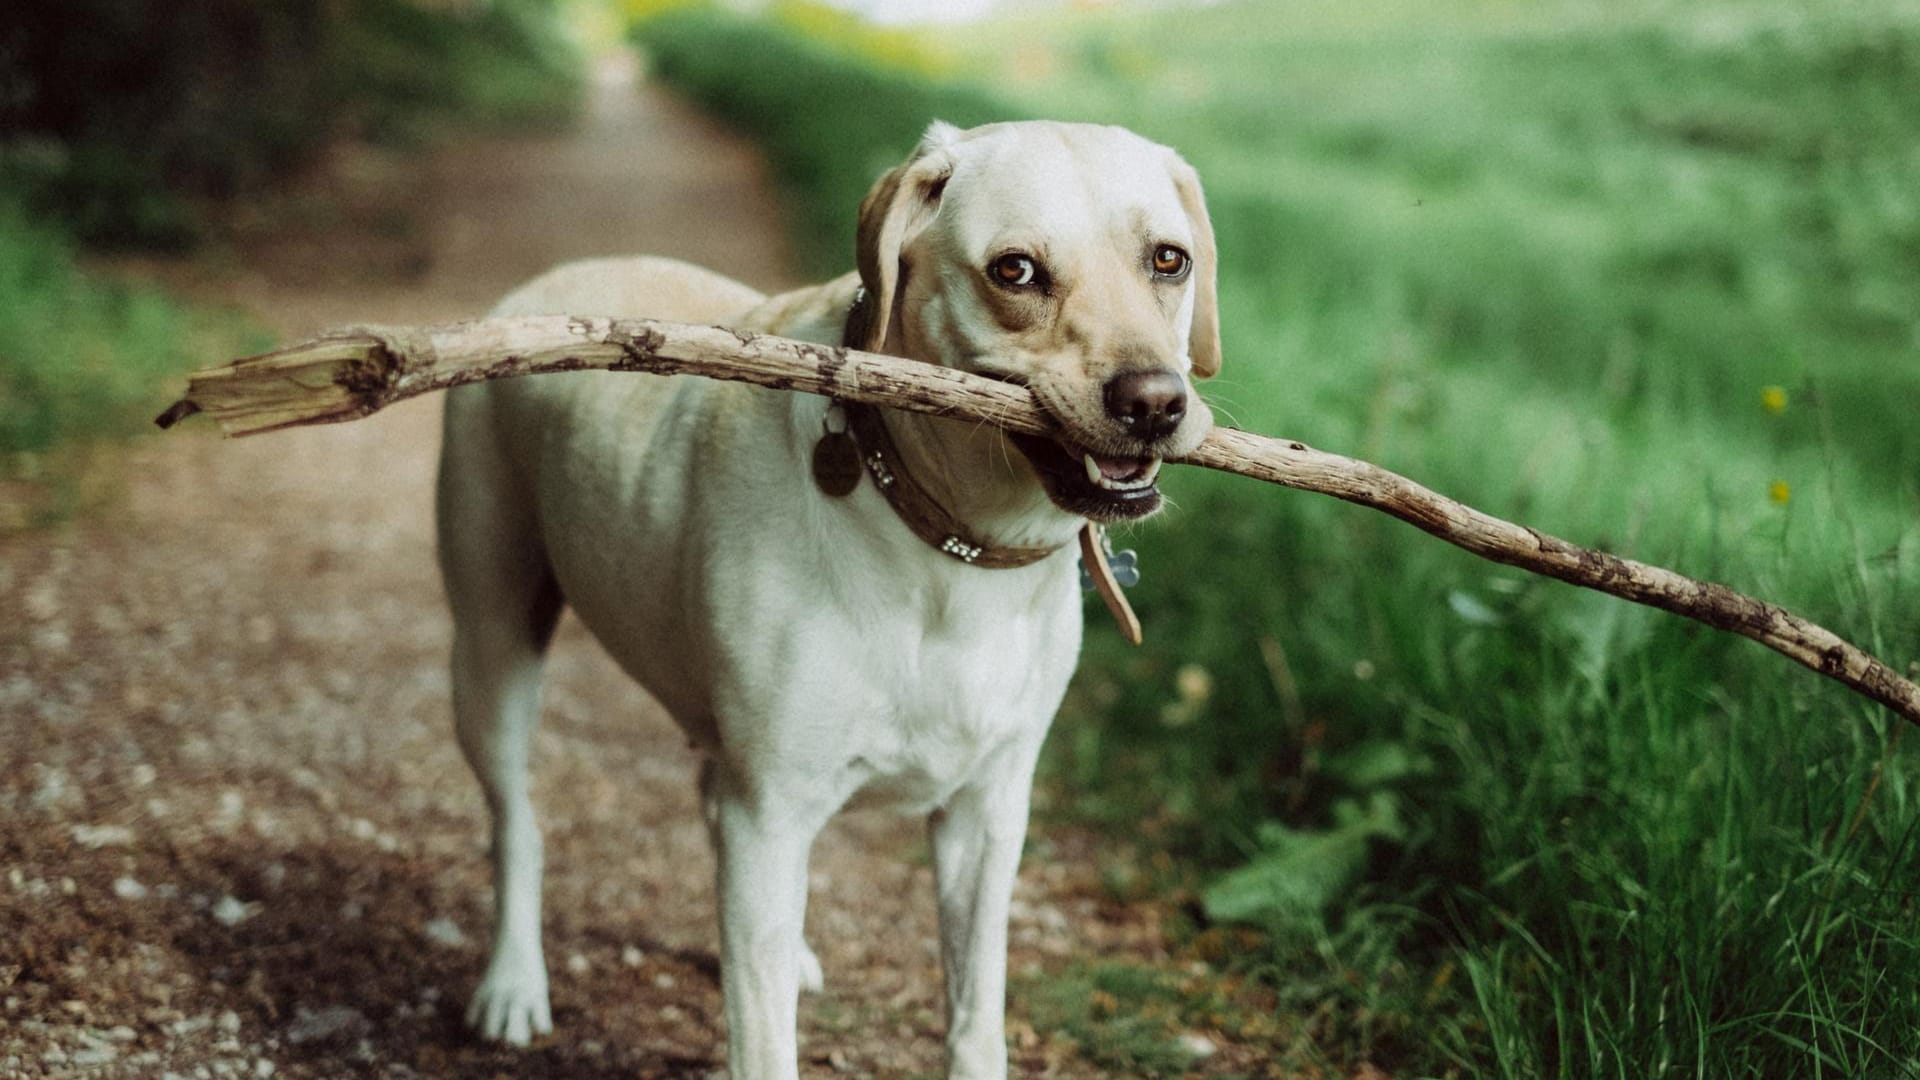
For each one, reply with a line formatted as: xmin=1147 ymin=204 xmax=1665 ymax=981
xmin=1009 ymin=433 xmax=1164 ymax=521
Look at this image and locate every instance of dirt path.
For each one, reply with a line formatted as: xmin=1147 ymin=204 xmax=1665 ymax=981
xmin=0 ymin=60 xmax=1200 ymax=1080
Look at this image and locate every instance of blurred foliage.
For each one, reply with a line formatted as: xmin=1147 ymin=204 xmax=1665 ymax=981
xmin=628 ymin=0 xmax=957 ymax=76
xmin=0 ymin=0 xmax=584 ymax=248
xmin=0 ymin=0 xmax=582 ymax=517
xmin=632 ymin=5 xmax=1003 ymax=275
xmin=639 ymin=3 xmax=1920 ymax=1073
xmin=760 ymin=0 xmax=959 ymax=77
xmin=0 ymin=191 xmax=261 ymax=521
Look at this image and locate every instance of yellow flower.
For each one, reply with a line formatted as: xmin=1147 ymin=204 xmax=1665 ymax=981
xmin=1769 ymin=479 xmax=1791 ymax=505
xmin=1761 ymin=386 xmax=1788 ymax=414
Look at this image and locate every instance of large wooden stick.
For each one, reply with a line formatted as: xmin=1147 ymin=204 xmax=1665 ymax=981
xmin=156 ymin=314 xmax=1920 ymax=727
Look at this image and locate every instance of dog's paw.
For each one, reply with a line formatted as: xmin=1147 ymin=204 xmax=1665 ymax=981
xmin=798 ymin=940 xmax=825 ymax=994
xmin=466 ymin=959 xmax=552 ymax=1046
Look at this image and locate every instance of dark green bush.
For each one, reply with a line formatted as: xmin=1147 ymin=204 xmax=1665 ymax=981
xmin=0 ymin=0 xmax=582 ymax=247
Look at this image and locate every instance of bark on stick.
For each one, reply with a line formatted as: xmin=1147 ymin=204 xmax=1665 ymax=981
xmin=157 ymin=315 xmax=1920 ymax=728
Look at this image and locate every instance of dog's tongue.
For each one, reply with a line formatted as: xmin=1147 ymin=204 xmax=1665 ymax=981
xmin=1092 ymin=453 xmax=1147 ymax=482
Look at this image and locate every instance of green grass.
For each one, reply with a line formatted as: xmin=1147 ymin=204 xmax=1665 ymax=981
xmin=0 ymin=193 xmax=262 ymax=522
xmin=1019 ymin=963 xmax=1211 ymax=1075
xmin=636 ymin=4 xmax=1920 ymax=1074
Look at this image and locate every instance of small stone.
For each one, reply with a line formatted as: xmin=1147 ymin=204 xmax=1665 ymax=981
xmin=72 ymin=824 xmax=137 ymax=848
xmin=284 ymin=1005 xmax=369 ymax=1045
xmin=652 ymin=972 xmax=676 ymax=991
xmin=217 ymin=1010 xmax=240 ymax=1033
xmin=620 ymin=945 xmax=645 ymax=968
xmin=211 ymin=896 xmax=260 ymax=927
xmin=564 ymin=953 xmax=589 ymax=976
xmin=71 ymin=1045 xmax=120 ymax=1066
xmin=421 ymin=917 xmax=467 ymax=949
xmin=253 ymin=1058 xmax=276 ymax=1076
xmin=114 ymin=877 xmax=150 ymax=901
xmin=170 ymin=1015 xmax=214 ymax=1037
xmin=106 ymin=1024 xmax=138 ymax=1042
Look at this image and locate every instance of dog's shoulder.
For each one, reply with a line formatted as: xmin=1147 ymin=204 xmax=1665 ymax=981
xmin=735 ymin=271 xmax=862 ymax=345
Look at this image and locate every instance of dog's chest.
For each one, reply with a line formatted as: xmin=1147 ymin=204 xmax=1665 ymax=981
xmin=790 ymin=568 xmax=1083 ymax=814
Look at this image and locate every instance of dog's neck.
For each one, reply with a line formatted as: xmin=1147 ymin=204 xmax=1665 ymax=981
xmin=840 ymin=287 xmax=1085 ymax=555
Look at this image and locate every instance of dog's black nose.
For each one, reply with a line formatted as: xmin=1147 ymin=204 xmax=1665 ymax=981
xmin=1103 ymin=370 xmax=1188 ymax=441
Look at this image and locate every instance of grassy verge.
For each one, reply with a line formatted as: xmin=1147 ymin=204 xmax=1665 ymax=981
xmin=636 ymin=4 xmax=1920 ymax=1075
xmin=0 ymin=195 xmax=263 ymax=527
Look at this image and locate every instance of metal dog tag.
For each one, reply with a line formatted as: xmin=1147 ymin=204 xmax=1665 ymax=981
xmin=812 ymin=403 xmax=861 ymax=497
xmin=812 ymin=433 xmax=860 ymax=496
xmin=1079 ymin=535 xmax=1141 ymax=589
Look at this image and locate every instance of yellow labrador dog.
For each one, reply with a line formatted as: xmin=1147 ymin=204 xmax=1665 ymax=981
xmin=435 ymin=119 xmax=1219 ymax=1079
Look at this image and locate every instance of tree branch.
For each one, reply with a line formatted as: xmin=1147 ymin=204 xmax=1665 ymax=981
xmin=157 ymin=314 xmax=1920 ymax=727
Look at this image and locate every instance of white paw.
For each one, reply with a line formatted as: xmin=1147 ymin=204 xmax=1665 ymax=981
xmin=466 ymin=957 xmax=552 ymax=1046
xmin=797 ymin=940 xmax=825 ymax=994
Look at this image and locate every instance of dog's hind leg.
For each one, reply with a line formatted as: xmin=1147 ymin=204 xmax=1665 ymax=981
xmin=438 ymin=387 xmax=566 ymax=1046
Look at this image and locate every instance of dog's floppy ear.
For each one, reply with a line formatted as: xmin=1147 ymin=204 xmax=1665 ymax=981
xmin=854 ymin=123 xmax=957 ymax=354
xmin=1166 ymin=152 xmax=1222 ymax=379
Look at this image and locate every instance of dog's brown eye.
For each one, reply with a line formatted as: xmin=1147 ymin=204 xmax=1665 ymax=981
xmin=1152 ymin=244 xmax=1191 ymax=278
xmin=990 ymin=253 xmax=1040 ymax=288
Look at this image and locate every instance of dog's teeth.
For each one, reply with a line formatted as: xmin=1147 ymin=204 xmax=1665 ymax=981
xmin=1080 ymin=452 xmax=1162 ymax=493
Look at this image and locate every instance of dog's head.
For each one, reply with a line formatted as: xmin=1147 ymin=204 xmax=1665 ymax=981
xmin=851 ymin=120 xmax=1219 ymax=523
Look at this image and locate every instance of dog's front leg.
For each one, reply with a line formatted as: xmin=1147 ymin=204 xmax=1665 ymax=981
xmin=930 ymin=746 xmax=1042 ymax=1080
xmin=707 ymin=766 xmax=824 ymax=1080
